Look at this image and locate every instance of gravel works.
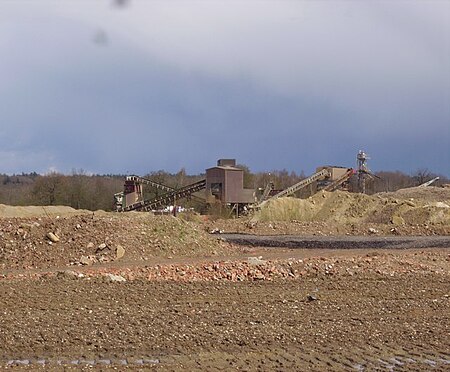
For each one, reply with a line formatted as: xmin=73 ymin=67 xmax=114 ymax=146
xmin=0 ymin=186 xmax=449 ymax=370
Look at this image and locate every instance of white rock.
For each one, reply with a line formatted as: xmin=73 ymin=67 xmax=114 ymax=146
xmin=247 ymin=256 xmax=267 ymax=266
xmin=57 ymin=270 xmax=84 ymax=279
xmin=115 ymin=245 xmax=125 ymax=260
xmin=105 ymin=273 xmax=126 ymax=283
xmin=80 ymin=255 xmax=94 ymax=266
xmin=46 ymin=232 xmax=60 ymax=242
xmin=434 ymin=202 xmax=449 ymax=208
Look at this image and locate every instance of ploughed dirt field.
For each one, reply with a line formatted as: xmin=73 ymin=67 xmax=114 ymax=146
xmin=0 ymin=186 xmax=449 ymax=370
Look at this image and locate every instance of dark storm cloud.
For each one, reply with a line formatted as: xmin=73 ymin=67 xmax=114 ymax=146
xmin=0 ymin=1 xmax=448 ymax=176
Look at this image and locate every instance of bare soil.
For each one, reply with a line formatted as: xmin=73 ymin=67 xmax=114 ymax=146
xmin=0 ymin=187 xmax=449 ymax=370
xmin=1 ymin=264 xmax=449 ymax=371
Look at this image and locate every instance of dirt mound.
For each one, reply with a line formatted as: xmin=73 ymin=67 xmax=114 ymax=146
xmin=379 ymin=186 xmax=450 ymax=203
xmin=0 ymin=204 xmax=92 ymax=218
xmin=0 ymin=213 xmax=235 ymax=271
xmin=255 ymin=189 xmax=450 ymax=230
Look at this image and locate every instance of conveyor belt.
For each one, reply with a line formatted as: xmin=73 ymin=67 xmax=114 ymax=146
xmin=126 ymin=175 xmax=174 ymax=193
xmin=124 ymin=179 xmax=207 ymax=212
xmin=257 ymin=169 xmax=330 ymax=208
xmin=322 ymin=168 xmax=354 ymax=192
xmin=260 ymin=182 xmax=274 ymax=202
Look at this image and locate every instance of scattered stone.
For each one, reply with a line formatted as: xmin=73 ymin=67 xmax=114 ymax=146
xmin=56 ymin=270 xmax=84 ymax=280
xmin=115 ymin=245 xmax=125 ymax=260
xmin=46 ymin=232 xmax=60 ymax=243
xmin=368 ymin=228 xmax=379 ymax=234
xmin=253 ymin=272 xmax=265 ymax=280
xmin=87 ymin=242 xmax=95 ymax=249
xmin=80 ymin=255 xmax=95 ymax=266
xmin=104 ymin=273 xmax=126 ymax=283
xmin=246 ymin=220 xmax=258 ymax=229
xmin=96 ymin=243 xmax=110 ymax=255
xmin=247 ymin=256 xmax=266 ymax=266
xmin=307 ymin=294 xmax=318 ymax=302
xmin=20 ymin=222 xmax=39 ymax=229
xmin=210 ymin=228 xmax=224 ymax=234
xmin=434 ymin=202 xmax=450 ymax=208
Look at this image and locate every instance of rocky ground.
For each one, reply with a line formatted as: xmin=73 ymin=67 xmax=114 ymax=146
xmin=0 ymin=186 xmax=449 ymax=370
xmin=1 ymin=268 xmax=449 ymax=371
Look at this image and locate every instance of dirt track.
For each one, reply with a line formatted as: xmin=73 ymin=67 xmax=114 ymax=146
xmin=1 ymin=245 xmax=449 ymax=371
xmin=221 ymin=234 xmax=450 ymax=249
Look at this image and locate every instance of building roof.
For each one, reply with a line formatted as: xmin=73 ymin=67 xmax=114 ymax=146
xmin=206 ymin=166 xmax=242 ymax=171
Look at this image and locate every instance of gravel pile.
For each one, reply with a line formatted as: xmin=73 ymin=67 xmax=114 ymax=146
xmin=253 ymin=187 xmax=450 ymax=234
xmin=0 ymin=214 xmax=234 ymax=271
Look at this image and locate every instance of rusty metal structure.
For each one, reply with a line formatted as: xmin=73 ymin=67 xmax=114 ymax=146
xmin=356 ymin=150 xmax=382 ymax=194
xmin=115 ymin=176 xmax=206 ymax=212
xmin=316 ymin=166 xmax=354 ymax=192
xmin=256 ymin=168 xmax=330 ymax=208
xmin=115 ymin=159 xmax=255 ymax=213
xmin=256 ymin=166 xmax=354 ymax=209
xmin=321 ymin=168 xmax=354 ymax=191
xmin=114 ymin=159 xmax=356 ymax=214
xmin=114 ymin=175 xmax=175 ymax=211
xmin=357 ymin=150 xmax=370 ymax=193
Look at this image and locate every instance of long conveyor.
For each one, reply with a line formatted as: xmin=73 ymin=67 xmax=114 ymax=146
xmin=124 ymin=179 xmax=207 ymax=212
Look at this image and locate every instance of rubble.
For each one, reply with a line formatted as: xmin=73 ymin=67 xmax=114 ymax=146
xmin=0 ymin=214 xmax=235 ymax=271
xmin=4 ymin=248 xmax=444 ymax=284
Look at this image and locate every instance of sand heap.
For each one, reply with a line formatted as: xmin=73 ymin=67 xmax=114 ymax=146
xmin=256 ymin=186 xmax=450 ymax=227
xmin=0 ymin=204 xmax=92 ymax=218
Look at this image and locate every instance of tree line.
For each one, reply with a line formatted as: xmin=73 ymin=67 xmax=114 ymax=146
xmin=0 ymin=167 xmax=447 ymax=211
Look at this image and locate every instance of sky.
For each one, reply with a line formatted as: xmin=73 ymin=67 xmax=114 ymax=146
xmin=0 ymin=0 xmax=449 ymax=177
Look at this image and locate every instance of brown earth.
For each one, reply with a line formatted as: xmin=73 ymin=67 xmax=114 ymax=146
xmin=0 ymin=213 xmax=236 ymax=272
xmin=1 ymin=251 xmax=449 ymax=371
xmin=0 ymin=187 xmax=449 ymax=370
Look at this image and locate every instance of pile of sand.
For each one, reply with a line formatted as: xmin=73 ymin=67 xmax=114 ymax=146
xmin=0 ymin=204 xmax=92 ymax=218
xmin=256 ymin=187 xmax=450 ymax=227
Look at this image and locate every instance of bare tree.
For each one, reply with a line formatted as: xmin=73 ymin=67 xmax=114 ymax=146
xmin=412 ymin=168 xmax=434 ymax=186
xmin=31 ymin=173 xmax=68 ymax=205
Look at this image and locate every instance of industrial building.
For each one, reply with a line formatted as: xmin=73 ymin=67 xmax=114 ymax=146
xmin=205 ymin=159 xmax=255 ymax=205
xmin=114 ymin=156 xmax=365 ymax=214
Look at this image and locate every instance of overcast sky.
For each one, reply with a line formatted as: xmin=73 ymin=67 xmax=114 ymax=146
xmin=0 ymin=0 xmax=449 ymax=176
